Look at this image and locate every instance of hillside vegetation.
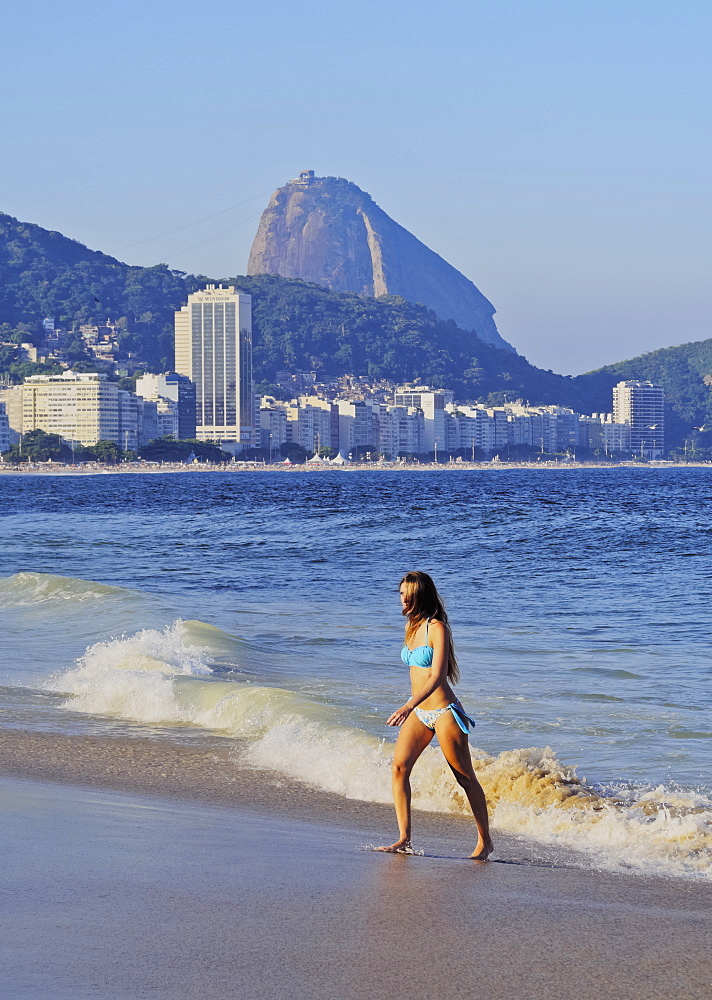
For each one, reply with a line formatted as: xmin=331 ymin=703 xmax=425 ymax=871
xmin=229 ymin=274 xmax=572 ymax=404
xmin=576 ymin=344 xmax=712 ymax=449
xmin=0 ymin=211 xmax=574 ymax=402
xmin=1 ymin=210 xmax=710 ymax=448
xmin=0 ymin=213 xmax=205 ymax=367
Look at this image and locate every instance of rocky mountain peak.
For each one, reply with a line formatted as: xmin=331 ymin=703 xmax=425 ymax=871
xmin=247 ymin=173 xmax=514 ymax=352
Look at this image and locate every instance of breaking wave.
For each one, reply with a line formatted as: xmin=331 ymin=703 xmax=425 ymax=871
xmin=47 ymin=619 xmax=712 ymax=881
xmin=0 ymin=572 xmax=134 ymax=608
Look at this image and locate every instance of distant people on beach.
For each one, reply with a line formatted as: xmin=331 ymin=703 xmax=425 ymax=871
xmin=378 ymin=571 xmax=493 ymax=859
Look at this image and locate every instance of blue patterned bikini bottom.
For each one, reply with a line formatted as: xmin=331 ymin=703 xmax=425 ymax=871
xmin=413 ymin=701 xmax=476 ymax=734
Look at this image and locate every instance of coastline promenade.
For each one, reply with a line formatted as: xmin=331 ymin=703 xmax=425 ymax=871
xmin=0 ymin=459 xmax=705 ymax=476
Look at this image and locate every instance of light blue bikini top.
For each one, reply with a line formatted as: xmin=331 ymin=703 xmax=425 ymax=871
xmin=401 ymin=620 xmax=434 ymax=668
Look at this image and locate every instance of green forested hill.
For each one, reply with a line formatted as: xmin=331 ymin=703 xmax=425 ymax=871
xmin=574 ymin=343 xmax=712 ymax=448
xmin=0 ymin=210 xmax=573 ymax=402
xmin=230 ymin=274 xmax=573 ymax=403
xmin=0 ymin=212 xmax=206 ymax=366
xmin=1 ymin=209 xmax=710 ymax=448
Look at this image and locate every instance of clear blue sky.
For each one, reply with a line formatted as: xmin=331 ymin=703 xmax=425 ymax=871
xmin=2 ymin=0 xmax=710 ymax=374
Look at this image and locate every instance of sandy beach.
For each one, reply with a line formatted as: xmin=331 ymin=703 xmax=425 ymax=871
xmin=1 ymin=728 xmax=710 ymax=1000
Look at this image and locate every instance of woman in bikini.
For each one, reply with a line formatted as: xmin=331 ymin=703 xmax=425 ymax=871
xmin=378 ymin=570 xmax=493 ymax=859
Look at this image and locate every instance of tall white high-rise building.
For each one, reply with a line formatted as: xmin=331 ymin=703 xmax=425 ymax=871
xmin=613 ymin=381 xmax=665 ymax=458
xmin=174 ymin=285 xmax=253 ymax=445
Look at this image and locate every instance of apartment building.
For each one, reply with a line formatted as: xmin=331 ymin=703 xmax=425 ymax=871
xmin=286 ymin=397 xmax=334 ymax=453
xmin=446 ymin=405 xmax=498 ymax=456
xmin=7 ymin=372 xmax=157 ymax=450
xmin=22 ymin=371 xmax=121 ymax=445
xmin=394 ymin=387 xmax=454 ymax=453
xmin=174 ymin=285 xmax=254 ymax=446
xmin=0 ymin=401 xmax=10 ymax=452
xmin=253 ymin=379 xmax=665 ymax=461
xmin=336 ymin=399 xmax=381 ymax=457
xmin=580 ymin=414 xmax=632 ymax=454
xmin=0 ymin=385 xmax=24 ymax=443
xmin=135 ymin=372 xmax=196 ymax=440
xmin=613 ymin=381 xmax=665 ymax=458
xmin=259 ymin=399 xmax=288 ymax=453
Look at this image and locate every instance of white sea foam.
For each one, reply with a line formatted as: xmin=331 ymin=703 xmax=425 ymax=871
xmin=0 ymin=571 xmax=132 ymax=607
xmin=50 ymin=620 xmax=712 ymax=880
xmin=470 ymin=749 xmax=712 ymax=879
xmin=51 ymin=621 xmax=214 ymax=724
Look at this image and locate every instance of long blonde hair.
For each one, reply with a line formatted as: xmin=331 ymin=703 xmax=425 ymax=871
xmin=400 ymin=571 xmax=459 ymax=684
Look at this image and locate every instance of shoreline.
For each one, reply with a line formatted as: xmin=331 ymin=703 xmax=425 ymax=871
xmin=1 ymin=459 xmax=709 ymax=476
xmin=2 ymin=728 xmax=711 ymax=1000
xmin=1 ymin=725 xmax=709 ymax=885
xmin=0 ymin=725 xmax=487 ymax=847
xmin=0 ymin=725 xmax=398 ymax=833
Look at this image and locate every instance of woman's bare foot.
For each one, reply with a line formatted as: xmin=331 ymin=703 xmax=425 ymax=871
xmin=375 ymin=838 xmax=414 ymax=853
xmin=470 ymin=837 xmax=494 ymax=861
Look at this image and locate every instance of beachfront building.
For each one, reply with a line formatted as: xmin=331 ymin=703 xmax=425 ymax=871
xmin=135 ymin=373 xmax=196 ymax=440
xmin=0 ymin=385 xmax=24 ymax=443
xmin=370 ymin=403 xmax=423 ymax=458
xmin=259 ymin=397 xmax=288 ymax=453
xmin=530 ymin=405 xmax=579 ymax=454
xmin=286 ymin=396 xmax=336 ymax=454
xmin=174 ymin=285 xmax=254 ymax=448
xmin=117 ymin=389 xmax=158 ymax=451
xmin=390 ymin=405 xmax=425 ymax=456
xmin=440 ymin=402 xmax=580 ymax=457
xmin=394 ymin=386 xmax=454 ymax=454
xmin=258 ymin=395 xmax=426 ymax=460
xmin=254 ymin=390 xmax=587 ymax=460
xmin=369 ymin=403 xmax=396 ymax=458
xmin=22 ymin=371 xmax=121 ymax=446
xmin=613 ymin=381 xmax=665 ymax=458
xmin=13 ymin=371 xmax=157 ymax=450
xmin=0 ymin=401 xmax=10 ymax=452
xmin=248 ymin=376 xmax=669 ymax=461
xmin=316 ymin=400 xmax=426 ymax=459
xmin=258 ymin=396 xmax=337 ymax=455
xmin=445 ymin=404 xmax=499 ymax=456
xmin=154 ymin=397 xmax=179 ymax=439
xmin=580 ymin=414 xmax=632 ymax=455
xmin=336 ymin=399 xmax=381 ymax=458
xmin=488 ymin=407 xmax=511 ymax=452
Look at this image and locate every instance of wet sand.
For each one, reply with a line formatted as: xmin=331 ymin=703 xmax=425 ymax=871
xmin=1 ymin=728 xmax=710 ymax=1000
xmin=0 ymin=726 xmax=423 ymax=835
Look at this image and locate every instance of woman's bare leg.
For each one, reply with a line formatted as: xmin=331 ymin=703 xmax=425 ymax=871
xmin=377 ymin=713 xmax=434 ymax=851
xmin=435 ymin=714 xmax=494 ymax=859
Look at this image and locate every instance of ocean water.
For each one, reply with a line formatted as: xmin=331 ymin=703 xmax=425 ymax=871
xmin=0 ymin=467 xmax=710 ymax=880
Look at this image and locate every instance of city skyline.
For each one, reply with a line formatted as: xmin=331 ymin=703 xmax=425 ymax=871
xmin=0 ymin=276 xmax=672 ymax=460
xmin=0 ymin=359 xmax=666 ymax=463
